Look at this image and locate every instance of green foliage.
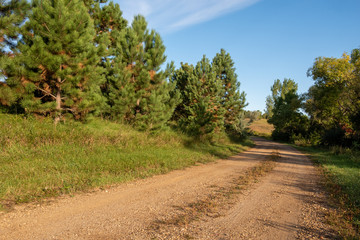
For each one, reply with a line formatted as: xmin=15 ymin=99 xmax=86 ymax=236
xmin=0 ymin=0 xmax=252 ymax=212
xmin=0 ymin=0 xmax=29 ymax=107
xmin=8 ymin=0 xmax=105 ymax=122
xmin=172 ymin=56 xmax=225 ymax=139
xmin=265 ymin=78 xmax=298 ymax=118
xmin=105 ymin=15 xmax=180 ymax=131
xmin=266 ymin=47 xmax=360 ymax=148
xmin=171 ymin=50 xmax=247 ymax=140
xmin=267 ymin=79 xmax=308 ymax=142
xmin=0 ymin=0 xmax=29 ymax=53
xmin=306 ymin=48 xmax=360 ymax=146
xmin=212 ymin=49 xmax=247 ymax=134
xmin=1 ymin=2 xmax=246 ymax=136
xmin=89 ymin=0 xmax=127 ymax=117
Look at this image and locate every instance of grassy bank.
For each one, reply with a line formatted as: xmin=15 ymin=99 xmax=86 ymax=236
xmin=0 ymin=114 xmax=252 ymax=210
xmin=246 ymin=118 xmax=274 ymax=138
xmin=295 ymin=145 xmax=360 ymax=236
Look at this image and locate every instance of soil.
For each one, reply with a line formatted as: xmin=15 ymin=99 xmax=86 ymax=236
xmin=0 ymin=137 xmax=337 ymax=239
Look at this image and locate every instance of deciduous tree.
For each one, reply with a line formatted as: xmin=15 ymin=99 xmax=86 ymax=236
xmin=265 ymin=78 xmax=298 ymax=118
xmin=268 ymin=89 xmax=308 ymax=141
xmin=306 ymin=48 xmax=360 ymax=145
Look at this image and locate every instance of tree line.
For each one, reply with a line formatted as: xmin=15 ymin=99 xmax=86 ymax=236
xmin=0 ymin=0 xmax=247 ymax=139
xmin=265 ymin=48 xmax=360 ymax=147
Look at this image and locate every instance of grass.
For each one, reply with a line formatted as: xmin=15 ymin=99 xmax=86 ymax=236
xmin=0 ymin=114 xmax=252 ymax=211
xmin=246 ymin=118 xmax=274 ymax=138
xmin=295 ymin=145 xmax=360 ymax=238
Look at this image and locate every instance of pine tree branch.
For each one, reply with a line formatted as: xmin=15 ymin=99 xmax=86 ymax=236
xmin=43 ymin=22 xmax=51 ymax=33
xmin=35 ymin=86 xmax=56 ymax=99
xmin=66 ymin=0 xmax=73 ymax=8
xmin=76 ymin=20 xmax=84 ymax=32
xmin=39 ymin=30 xmax=51 ymax=38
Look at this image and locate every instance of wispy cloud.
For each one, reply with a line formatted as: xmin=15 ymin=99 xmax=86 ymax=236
xmin=117 ymin=0 xmax=260 ymax=33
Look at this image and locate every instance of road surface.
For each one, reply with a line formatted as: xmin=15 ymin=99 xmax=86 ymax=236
xmin=0 ymin=137 xmax=337 ymax=239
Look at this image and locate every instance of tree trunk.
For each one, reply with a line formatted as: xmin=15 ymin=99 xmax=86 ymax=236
xmin=54 ymin=88 xmax=61 ymax=125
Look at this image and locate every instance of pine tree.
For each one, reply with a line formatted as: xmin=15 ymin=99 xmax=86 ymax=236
xmin=107 ymin=15 xmax=180 ymax=130
xmin=15 ymin=0 xmax=104 ymax=123
xmin=88 ymin=0 xmax=128 ymax=117
xmin=0 ymin=0 xmax=28 ymax=56
xmin=170 ymin=62 xmax=193 ymax=121
xmin=212 ymin=49 xmax=247 ymax=134
xmin=172 ymin=56 xmax=224 ymax=139
xmin=0 ymin=0 xmax=29 ymax=110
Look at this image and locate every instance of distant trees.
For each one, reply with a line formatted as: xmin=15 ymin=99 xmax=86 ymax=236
xmin=265 ymin=79 xmax=307 ymax=141
xmin=265 ymin=78 xmax=298 ymax=119
xmin=244 ymin=110 xmax=263 ymax=122
xmin=0 ymin=2 xmax=247 ymax=139
xmin=266 ymin=47 xmax=360 ymax=147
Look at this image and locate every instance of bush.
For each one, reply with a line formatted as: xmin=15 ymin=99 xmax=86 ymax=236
xmin=271 ymin=129 xmax=291 ymax=142
xmin=322 ymin=126 xmax=354 ymax=147
xmin=308 ymin=131 xmax=322 ymax=146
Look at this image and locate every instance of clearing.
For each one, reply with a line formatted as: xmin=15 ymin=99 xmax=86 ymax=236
xmin=0 ymin=137 xmax=336 ymax=239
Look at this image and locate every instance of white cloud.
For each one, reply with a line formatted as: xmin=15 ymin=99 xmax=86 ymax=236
xmin=116 ymin=0 xmax=261 ymax=33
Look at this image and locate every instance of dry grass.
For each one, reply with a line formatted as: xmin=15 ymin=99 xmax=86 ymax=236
xmin=246 ymin=119 xmax=274 ymax=138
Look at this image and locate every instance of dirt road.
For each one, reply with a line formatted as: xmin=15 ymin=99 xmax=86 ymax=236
xmin=0 ymin=137 xmax=337 ymax=239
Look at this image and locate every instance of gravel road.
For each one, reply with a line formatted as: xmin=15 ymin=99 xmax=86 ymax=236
xmin=0 ymin=137 xmax=337 ymax=239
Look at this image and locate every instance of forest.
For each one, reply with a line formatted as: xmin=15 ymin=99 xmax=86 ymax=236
xmin=0 ymin=0 xmax=247 ymax=140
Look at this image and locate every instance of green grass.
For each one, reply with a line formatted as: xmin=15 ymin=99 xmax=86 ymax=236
xmin=0 ymin=114 xmax=252 ymax=210
xmin=295 ymin=145 xmax=360 ymax=236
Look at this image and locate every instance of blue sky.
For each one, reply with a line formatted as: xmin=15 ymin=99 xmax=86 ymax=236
xmin=116 ymin=0 xmax=360 ymax=111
